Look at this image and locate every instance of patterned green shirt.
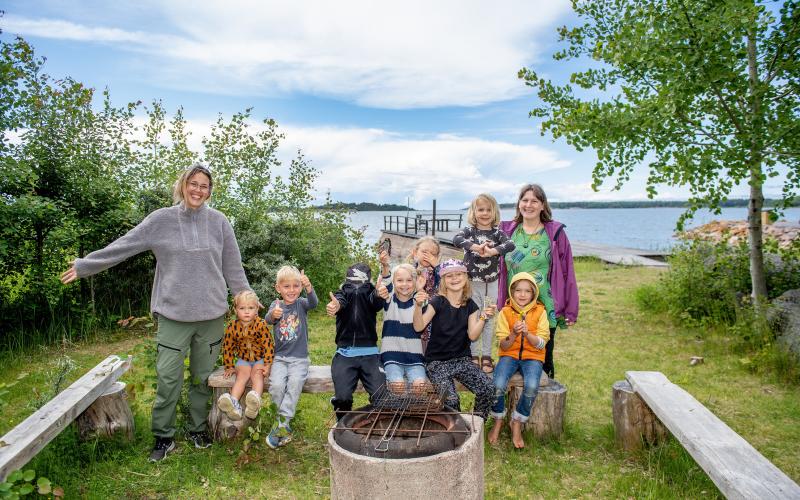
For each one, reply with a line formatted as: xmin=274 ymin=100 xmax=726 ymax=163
xmin=504 ymin=226 xmax=557 ymax=328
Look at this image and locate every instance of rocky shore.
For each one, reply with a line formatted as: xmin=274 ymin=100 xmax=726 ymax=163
xmin=680 ymin=220 xmax=800 ymax=249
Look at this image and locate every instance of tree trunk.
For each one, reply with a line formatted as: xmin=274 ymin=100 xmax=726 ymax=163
xmin=75 ymin=381 xmax=135 ymax=441
xmin=747 ymin=27 xmax=768 ymax=300
xmin=506 ymin=379 xmax=567 ymax=439
xmin=612 ymin=380 xmax=668 ymax=451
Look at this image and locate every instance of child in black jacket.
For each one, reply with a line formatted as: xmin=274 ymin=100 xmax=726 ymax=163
xmin=326 ymin=263 xmax=388 ymax=419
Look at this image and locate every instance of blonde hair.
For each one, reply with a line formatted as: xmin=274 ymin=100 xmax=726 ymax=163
xmin=276 ymin=265 xmax=302 ymax=284
xmin=437 ymin=271 xmax=472 ymax=306
xmin=233 ymin=290 xmax=259 ymax=308
xmin=391 ymin=263 xmax=417 ymax=284
xmin=466 ymin=193 xmax=500 ymax=227
xmin=513 ymin=183 xmax=553 ymax=224
xmin=172 ymin=163 xmax=213 ymax=205
xmin=406 ymin=236 xmax=441 ymax=263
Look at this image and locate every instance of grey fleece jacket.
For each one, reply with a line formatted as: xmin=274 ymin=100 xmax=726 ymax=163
xmin=74 ymin=203 xmax=251 ymax=322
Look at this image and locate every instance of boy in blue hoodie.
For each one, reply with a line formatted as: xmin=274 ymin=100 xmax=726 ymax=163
xmin=326 ymin=263 xmax=388 ymax=419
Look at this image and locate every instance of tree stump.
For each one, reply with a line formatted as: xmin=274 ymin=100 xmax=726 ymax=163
xmin=612 ymin=380 xmax=668 ymax=451
xmin=75 ymin=381 xmax=134 ymax=441
xmin=208 ymin=388 xmax=258 ymax=441
xmin=506 ymin=376 xmax=567 ymax=439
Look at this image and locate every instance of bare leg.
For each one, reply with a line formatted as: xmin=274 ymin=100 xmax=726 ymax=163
xmin=250 ymin=367 xmax=264 ymax=397
xmin=488 ymin=418 xmax=503 ymax=445
xmin=231 ymin=364 xmax=251 ymax=400
xmin=510 ymin=419 xmax=525 ymax=449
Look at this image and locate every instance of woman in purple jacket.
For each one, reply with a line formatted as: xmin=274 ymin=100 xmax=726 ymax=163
xmin=497 ymin=184 xmax=578 ymax=378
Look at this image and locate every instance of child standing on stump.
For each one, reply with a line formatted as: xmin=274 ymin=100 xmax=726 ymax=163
xmin=326 ymin=262 xmax=388 ymax=420
xmin=488 ymin=272 xmax=549 ymax=449
xmin=453 ymin=193 xmax=515 ymax=374
xmin=264 ymin=266 xmax=318 ymax=448
xmin=413 ymin=259 xmax=495 ymax=419
xmin=218 ymin=291 xmax=274 ymax=421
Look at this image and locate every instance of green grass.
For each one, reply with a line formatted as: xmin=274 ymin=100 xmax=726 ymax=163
xmin=1 ymin=258 xmax=798 ymax=498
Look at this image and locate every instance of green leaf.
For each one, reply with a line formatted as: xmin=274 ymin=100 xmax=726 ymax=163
xmin=17 ymin=484 xmax=33 ymax=495
xmin=22 ymin=470 xmax=35 ymax=482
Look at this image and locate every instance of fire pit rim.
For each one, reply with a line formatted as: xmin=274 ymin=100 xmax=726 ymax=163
xmin=327 ymin=413 xmax=482 ymax=464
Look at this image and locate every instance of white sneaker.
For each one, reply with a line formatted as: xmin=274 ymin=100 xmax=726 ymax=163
xmin=244 ymin=390 xmax=262 ymax=420
xmin=217 ymin=393 xmax=242 ymax=421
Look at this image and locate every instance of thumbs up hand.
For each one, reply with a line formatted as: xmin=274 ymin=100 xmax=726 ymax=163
xmin=300 ymin=269 xmax=312 ymax=292
xmin=271 ymin=300 xmax=284 ymax=320
xmin=326 ymin=292 xmax=341 ymax=316
xmin=376 ymin=275 xmax=389 ymax=300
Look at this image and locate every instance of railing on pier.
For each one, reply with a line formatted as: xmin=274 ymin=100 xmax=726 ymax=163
xmin=383 ymin=211 xmax=464 ymax=236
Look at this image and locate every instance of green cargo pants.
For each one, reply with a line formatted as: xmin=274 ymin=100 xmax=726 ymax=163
xmin=151 ymin=315 xmax=224 ymax=438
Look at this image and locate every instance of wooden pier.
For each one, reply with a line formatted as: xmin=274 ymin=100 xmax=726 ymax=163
xmin=379 ymin=212 xmax=668 ymax=267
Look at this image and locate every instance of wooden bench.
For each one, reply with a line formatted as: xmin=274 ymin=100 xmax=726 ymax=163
xmin=208 ymin=365 xmax=566 ymax=441
xmin=613 ymin=371 xmax=800 ymax=499
xmin=0 ymin=355 xmax=132 ymax=482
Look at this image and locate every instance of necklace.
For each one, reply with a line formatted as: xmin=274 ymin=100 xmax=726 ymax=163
xmin=520 ymin=224 xmax=543 ymax=249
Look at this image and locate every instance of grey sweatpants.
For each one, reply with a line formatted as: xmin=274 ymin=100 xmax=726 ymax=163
xmin=470 ymin=279 xmax=498 ymax=358
xmin=268 ymin=356 xmax=310 ymax=420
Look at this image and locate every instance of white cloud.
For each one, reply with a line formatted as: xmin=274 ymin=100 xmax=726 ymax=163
xmin=278 ymin=124 xmax=570 ymax=206
xmin=1 ymin=1 xmax=572 ymax=109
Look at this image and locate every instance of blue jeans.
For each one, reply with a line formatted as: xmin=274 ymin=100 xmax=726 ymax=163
xmin=384 ymin=363 xmax=427 ymax=384
xmin=490 ymin=356 xmax=543 ymax=423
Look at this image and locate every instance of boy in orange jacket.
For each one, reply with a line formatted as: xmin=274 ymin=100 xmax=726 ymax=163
xmin=487 ymin=272 xmax=550 ymax=448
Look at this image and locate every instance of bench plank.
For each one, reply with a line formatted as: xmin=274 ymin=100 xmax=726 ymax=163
xmin=626 ymin=371 xmax=800 ymax=500
xmin=208 ymin=366 xmax=549 ymax=393
xmin=0 ymin=355 xmax=131 ymax=481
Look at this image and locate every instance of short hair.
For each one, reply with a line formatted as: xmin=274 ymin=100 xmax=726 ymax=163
xmin=391 ymin=263 xmax=417 ymax=283
xmin=276 ymin=265 xmax=302 ymax=284
xmin=437 ymin=271 xmax=472 ymax=306
xmin=466 ymin=193 xmax=501 ymax=227
xmin=233 ymin=290 xmax=259 ymax=308
xmin=172 ymin=163 xmax=213 ymax=205
xmin=513 ymin=183 xmax=553 ymax=224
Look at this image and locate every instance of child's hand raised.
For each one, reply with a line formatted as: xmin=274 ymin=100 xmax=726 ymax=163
xmin=513 ymin=320 xmax=526 ymax=335
xmin=415 ymin=272 xmax=427 ymax=293
xmin=376 ymin=276 xmax=389 ymax=300
xmin=414 ymin=289 xmax=429 ymax=306
xmin=483 ymin=303 xmax=497 ymax=318
xmin=271 ymin=300 xmax=284 ymax=320
xmin=326 ymin=292 xmax=341 ymax=316
xmin=300 ymin=269 xmax=312 ymax=292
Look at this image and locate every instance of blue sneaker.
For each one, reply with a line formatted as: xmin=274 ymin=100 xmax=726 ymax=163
xmin=266 ymin=424 xmax=281 ymax=449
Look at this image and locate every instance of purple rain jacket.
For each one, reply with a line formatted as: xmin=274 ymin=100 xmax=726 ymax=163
xmin=497 ymin=219 xmax=579 ymax=324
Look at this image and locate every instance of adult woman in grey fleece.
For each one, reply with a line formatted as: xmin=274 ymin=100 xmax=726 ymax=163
xmin=60 ymin=163 xmax=251 ymax=462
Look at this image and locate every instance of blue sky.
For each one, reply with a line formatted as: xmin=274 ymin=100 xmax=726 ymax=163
xmin=1 ymin=1 xmax=786 ymax=208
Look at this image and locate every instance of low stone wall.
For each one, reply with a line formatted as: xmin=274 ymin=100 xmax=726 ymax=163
xmin=680 ymin=220 xmax=800 ymax=249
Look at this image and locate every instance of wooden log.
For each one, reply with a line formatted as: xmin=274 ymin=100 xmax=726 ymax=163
xmin=0 ymin=355 xmax=131 ymax=481
xmin=208 ymin=387 xmax=254 ymax=442
xmin=611 ymin=380 xmax=667 ymax=451
xmin=75 ymin=382 xmax=134 ymax=441
xmin=506 ymin=378 xmax=566 ymax=439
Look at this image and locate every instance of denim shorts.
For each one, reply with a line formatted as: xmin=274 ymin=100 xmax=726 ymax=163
xmin=384 ymin=363 xmax=427 ymax=383
xmin=236 ymin=358 xmax=264 ymax=367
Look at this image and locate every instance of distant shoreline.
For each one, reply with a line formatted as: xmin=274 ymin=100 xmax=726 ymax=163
xmin=317 ymin=198 xmax=798 ymax=211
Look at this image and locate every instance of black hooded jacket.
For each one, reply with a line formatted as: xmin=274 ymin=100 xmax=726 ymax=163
xmin=333 ymin=281 xmax=385 ymax=348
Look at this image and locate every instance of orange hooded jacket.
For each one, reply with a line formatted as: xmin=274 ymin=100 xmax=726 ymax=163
xmin=495 ymin=272 xmax=550 ymax=362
